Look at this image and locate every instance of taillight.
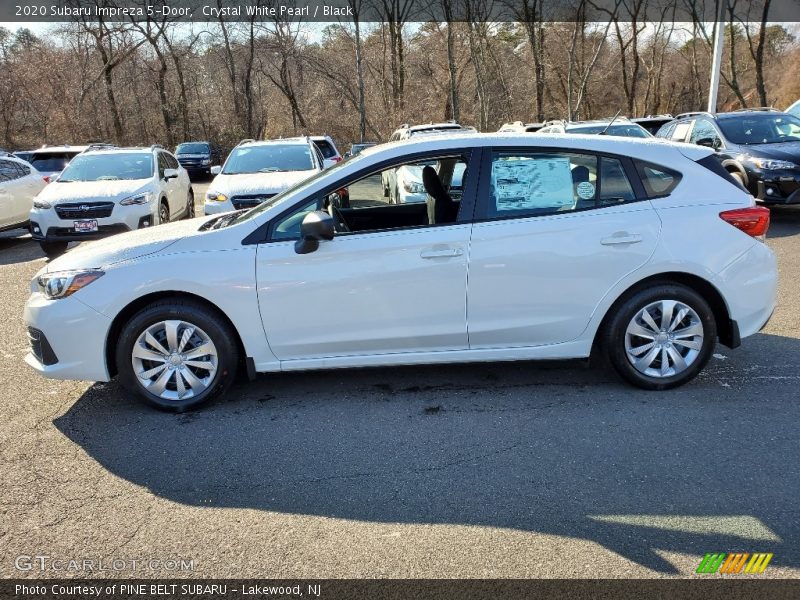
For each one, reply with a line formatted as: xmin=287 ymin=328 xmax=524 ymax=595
xmin=332 ymin=156 xmax=342 ymax=163
xmin=719 ymin=206 xmax=770 ymax=240
xmin=43 ymin=176 xmax=51 ymax=183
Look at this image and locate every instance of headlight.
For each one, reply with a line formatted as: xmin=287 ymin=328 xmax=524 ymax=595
xmin=206 ymin=191 xmax=228 ymax=202
xmin=403 ymin=181 xmax=425 ymax=194
xmin=37 ymin=269 xmax=104 ymax=300
xmin=201 ymin=158 xmax=211 ymax=165
xmin=33 ymin=200 xmax=52 ymax=209
xmin=744 ymin=157 xmax=797 ymax=170
xmin=120 ymin=192 xmax=154 ymax=206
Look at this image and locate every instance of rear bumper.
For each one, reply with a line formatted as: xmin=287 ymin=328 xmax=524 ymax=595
xmin=716 ymin=242 xmax=778 ymax=340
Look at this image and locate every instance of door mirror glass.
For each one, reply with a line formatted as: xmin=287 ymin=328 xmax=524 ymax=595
xmin=163 ymin=168 xmax=179 ymax=180
xmin=295 ymin=210 xmax=335 ymax=254
xmin=210 ymin=165 xmax=222 ymax=176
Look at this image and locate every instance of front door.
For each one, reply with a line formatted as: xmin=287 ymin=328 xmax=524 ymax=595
xmin=255 ymin=152 xmax=477 ymax=361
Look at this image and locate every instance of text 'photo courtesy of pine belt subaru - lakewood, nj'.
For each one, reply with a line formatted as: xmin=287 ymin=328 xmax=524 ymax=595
xmin=29 ymin=145 xmax=194 ymax=258
xmin=24 ymin=134 xmax=777 ymax=412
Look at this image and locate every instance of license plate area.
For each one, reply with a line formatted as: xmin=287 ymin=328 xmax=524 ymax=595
xmin=73 ymin=220 xmax=98 ymax=233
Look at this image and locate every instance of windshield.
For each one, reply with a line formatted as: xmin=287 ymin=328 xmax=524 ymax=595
xmin=30 ymin=152 xmax=80 ymax=173
xmin=227 ymin=150 xmax=367 ymax=227
xmin=176 ymin=143 xmax=209 ymax=154
xmin=223 ymin=144 xmax=314 ymax=174
xmin=717 ymin=113 xmax=800 ymax=145
xmin=568 ymin=124 xmax=651 ymax=138
xmin=58 ymin=153 xmax=153 ymax=182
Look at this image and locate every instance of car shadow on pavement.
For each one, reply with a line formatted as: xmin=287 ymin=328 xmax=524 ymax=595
xmin=0 ymin=232 xmax=44 ymax=266
xmin=53 ymin=332 xmax=800 ymax=575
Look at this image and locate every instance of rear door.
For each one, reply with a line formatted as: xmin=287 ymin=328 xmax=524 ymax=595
xmin=466 ymin=148 xmax=662 ymax=348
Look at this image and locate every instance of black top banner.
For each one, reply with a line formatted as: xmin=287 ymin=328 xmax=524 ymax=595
xmin=2 ymin=0 xmax=800 ymax=23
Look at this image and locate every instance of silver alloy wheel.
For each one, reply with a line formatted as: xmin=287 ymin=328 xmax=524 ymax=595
xmin=624 ymin=300 xmax=704 ymax=378
xmin=187 ymin=191 xmax=194 ymax=217
xmin=159 ymin=202 xmax=169 ymax=224
xmin=131 ymin=320 xmax=218 ymax=401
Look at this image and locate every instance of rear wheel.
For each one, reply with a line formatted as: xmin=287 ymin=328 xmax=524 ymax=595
xmin=40 ymin=241 xmax=68 ymax=258
xmin=602 ymin=284 xmax=716 ymax=390
xmin=116 ymin=299 xmax=239 ymax=411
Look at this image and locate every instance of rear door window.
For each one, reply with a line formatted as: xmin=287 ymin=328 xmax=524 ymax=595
xmin=0 ymin=159 xmax=22 ymax=182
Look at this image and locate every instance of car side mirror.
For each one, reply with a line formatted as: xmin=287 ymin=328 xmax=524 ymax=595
xmin=696 ymin=137 xmax=721 ymax=151
xmin=295 ymin=211 xmax=335 ymax=255
xmin=164 ymin=168 xmax=179 ymax=180
xmin=210 ymin=165 xmax=222 ymax=175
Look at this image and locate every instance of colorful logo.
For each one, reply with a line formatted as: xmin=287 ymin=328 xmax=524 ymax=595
xmin=696 ymin=552 xmax=773 ymax=574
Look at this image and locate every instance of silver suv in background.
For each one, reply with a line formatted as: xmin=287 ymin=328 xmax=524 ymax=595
xmin=30 ymin=145 xmax=193 ymax=257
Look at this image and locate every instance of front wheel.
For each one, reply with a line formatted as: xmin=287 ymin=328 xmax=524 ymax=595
xmin=185 ymin=189 xmax=195 ymax=219
xmin=158 ymin=200 xmax=170 ymax=224
xmin=602 ymin=284 xmax=716 ymax=390
xmin=40 ymin=241 xmax=68 ymax=258
xmin=116 ymin=299 xmax=240 ymax=411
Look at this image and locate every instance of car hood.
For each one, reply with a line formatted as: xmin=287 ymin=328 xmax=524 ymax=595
xmin=209 ymin=171 xmax=316 ymax=196
xmin=42 ymin=217 xmax=212 ymax=272
xmin=35 ymin=179 xmax=151 ymax=203
xmin=744 ymin=141 xmax=800 ymax=163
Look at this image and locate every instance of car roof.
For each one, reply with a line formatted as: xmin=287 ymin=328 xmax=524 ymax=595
xmin=357 ymin=131 xmax=707 ymax=161
xmin=240 ymin=137 xmax=313 ymax=147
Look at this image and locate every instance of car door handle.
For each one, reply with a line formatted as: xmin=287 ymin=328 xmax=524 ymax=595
xmin=420 ymin=247 xmax=464 ymax=259
xmin=601 ymin=233 xmax=643 ymax=246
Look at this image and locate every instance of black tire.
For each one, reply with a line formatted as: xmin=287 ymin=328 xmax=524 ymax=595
xmin=159 ymin=200 xmax=169 ymax=224
xmin=116 ymin=299 xmax=240 ymax=412
xmin=185 ymin=189 xmax=195 ymax=219
xmin=40 ymin=241 xmax=68 ymax=258
xmin=601 ymin=283 xmax=717 ymax=390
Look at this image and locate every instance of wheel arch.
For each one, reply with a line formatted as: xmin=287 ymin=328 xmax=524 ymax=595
xmin=721 ymin=159 xmax=748 ymax=187
xmin=105 ymin=290 xmax=247 ymax=379
xmin=592 ymin=271 xmax=737 ymax=353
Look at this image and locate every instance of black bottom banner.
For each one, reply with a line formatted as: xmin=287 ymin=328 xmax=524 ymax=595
xmin=3 ymin=579 xmax=800 ymax=600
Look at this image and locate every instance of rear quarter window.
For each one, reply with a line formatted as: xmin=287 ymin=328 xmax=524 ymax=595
xmin=635 ymin=161 xmax=682 ymax=198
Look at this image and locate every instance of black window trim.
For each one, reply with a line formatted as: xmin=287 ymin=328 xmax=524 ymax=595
xmin=242 ymin=147 xmax=484 ymax=245
xmin=473 ymin=146 xmax=648 ymax=223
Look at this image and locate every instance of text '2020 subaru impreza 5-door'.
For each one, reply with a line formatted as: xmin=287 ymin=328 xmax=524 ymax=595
xmin=24 ymin=134 xmax=777 ymax=411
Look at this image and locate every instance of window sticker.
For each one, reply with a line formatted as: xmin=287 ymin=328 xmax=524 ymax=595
xmin=492 ymin=157 xmax=574 ymax=211
xmin=576 ymin=181 xmax=595 ymax=199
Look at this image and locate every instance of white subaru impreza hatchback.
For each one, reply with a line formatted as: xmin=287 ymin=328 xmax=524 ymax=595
xmin=24 ymin=134 xmax=777 ymax=411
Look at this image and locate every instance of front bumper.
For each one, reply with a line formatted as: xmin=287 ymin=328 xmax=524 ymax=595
xmin=30 ymin=203 xmax=156 ymax=242
xmin=753 ymin=170 xmax=800 ymax=204
xmin=203 ymin=200 xmax=235 ymax=215
xmin=24 ymin=292 xmax=112 ymax=382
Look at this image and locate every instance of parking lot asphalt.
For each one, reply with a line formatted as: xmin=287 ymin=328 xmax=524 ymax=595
xmin=1 ymin=184 xmax=799 ymax=579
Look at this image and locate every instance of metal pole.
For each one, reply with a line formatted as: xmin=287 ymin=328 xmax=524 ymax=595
xmin=707 ymin=0 xmax=726 ymax=113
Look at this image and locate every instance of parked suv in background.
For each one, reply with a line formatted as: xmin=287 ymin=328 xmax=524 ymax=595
xmin=538 ymin=117 xmax=652 ymax=138
xmin=175 ymin=141 xmax=223 ymax=179
xmin=383 ymin=122 xmax=477 ymax=202
xmin=30 ymin=145 xmax=193 ymax=257
xmin=310 ymin=135 xmax=342 ymax=169
xmin=656 ymin=109 xmax=800 ymax=204
xmin=498 ymin=121 xmax=546 ymax=133
xmin=204 ymin=138 xmax=324 ymax=215
xmin=0 ymin=155 xmax=46 ymax=233
xmin=29 ymin=144 xmax=114 ymax=183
